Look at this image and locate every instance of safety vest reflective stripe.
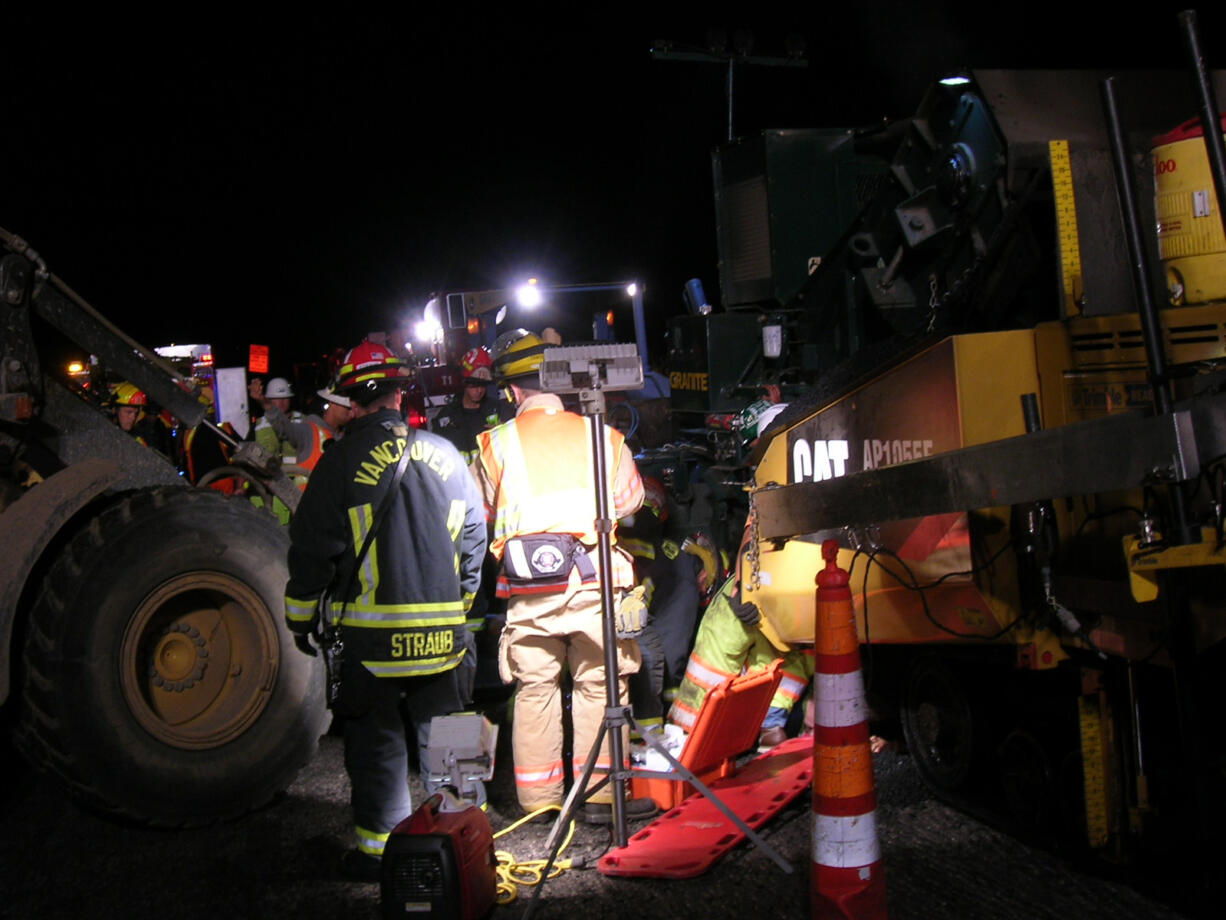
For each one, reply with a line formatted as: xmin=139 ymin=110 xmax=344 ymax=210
xmin=514 ymin=760 xmax=565 ymax=786
xmin=681 ymin=652 xmax=735 ymax=692
xmin=811 ymin=812 xmax=881 ymax=867
xmin=775 ymin=669 xmax=810 ymax=704
xmin=355 ymin=825 xmax=391 ymax=856
xmin=284 ymin=596 xmax=315 ymax=625
xmin=670 ymin=699 xmax=698 ymax=730
xmin=361 ymin=654 xmax=466 ymax=677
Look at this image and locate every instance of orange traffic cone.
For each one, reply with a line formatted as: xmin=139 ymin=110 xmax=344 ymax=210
xmin=811 ymin=539 xmax=888 ymax=919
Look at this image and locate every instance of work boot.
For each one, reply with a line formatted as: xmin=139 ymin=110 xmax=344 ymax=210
xmin=582 ymin=796 xmax=659 ymax=825
xmin=338 ymin=849 xmax=382 ymax=883
xmin=757 ymin=726 xmax=787 ymax=752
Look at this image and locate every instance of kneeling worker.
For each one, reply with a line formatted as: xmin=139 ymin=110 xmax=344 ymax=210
xmin=283 ymin=340 xmax=486 ymax=880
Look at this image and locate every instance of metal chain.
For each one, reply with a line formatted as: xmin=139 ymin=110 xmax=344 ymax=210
xmin=746 ymin=495 xmax=762 ymax=590
xmin=926 ymin=275 xmax=939 ymax=332
xmin=923 ymin=233 xmax=992 ymax=334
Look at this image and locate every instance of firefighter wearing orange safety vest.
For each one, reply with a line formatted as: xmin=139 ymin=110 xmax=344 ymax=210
xmin=469 ymin=329 xmax=657 ymax=824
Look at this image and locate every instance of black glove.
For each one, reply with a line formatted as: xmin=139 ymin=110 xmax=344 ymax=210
xmin=293 ymin=633 xmax=318 ymax=657
xmin=729 ymin=584 xmax=761 ymax=627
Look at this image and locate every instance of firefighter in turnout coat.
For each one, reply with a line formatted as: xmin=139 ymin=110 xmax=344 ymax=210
xmin=284 ymin=341 xmax=486 ymax=879
xmin=470 ymin=329 xmax=654 ymax=823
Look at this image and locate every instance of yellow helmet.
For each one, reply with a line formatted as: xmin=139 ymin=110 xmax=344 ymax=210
xmin=112 ymin=382 xmax=148 ymax=407
xmin=491 ymin=329 xmax=547 ymax=385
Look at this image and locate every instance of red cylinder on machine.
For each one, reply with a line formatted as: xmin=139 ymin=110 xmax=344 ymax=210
xmin=811 ymin=539 xmax=888 ymax=919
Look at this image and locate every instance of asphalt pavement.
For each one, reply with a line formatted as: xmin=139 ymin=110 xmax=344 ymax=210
xmin=1 ymin=697 xmax=1200 ymax=920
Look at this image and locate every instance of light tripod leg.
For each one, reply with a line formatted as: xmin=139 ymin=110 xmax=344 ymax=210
xmin=523 ymin=387 xmax=638 ymax=917
xmin=628 ymin=711 xmax=793 ymax=874
xmin=524 ymin=716 xmax=615 ymax=920
xmin=541 ymin=718 xmax=609 ymax=854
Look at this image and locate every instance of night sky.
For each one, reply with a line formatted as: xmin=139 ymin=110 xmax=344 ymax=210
xmin=4 ymin=5 xmax=1220 ymax=378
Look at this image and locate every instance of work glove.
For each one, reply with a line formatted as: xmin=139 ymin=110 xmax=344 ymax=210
xmin=293 ymin=633 xmax=318 ymax=657
xmin=615 ymin=585 xmax=649 ymax=638
xmin=729 ymin=584 xmax=761 ymax=627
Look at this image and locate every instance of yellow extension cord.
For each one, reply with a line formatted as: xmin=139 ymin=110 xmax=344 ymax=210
xmin=491 ymin=804 xmax=581 ymax=905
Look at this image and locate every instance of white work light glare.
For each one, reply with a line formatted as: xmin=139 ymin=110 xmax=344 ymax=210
xmin=516 ymin=279 xmax=542 ymax=308
xmin=415 ymin=319 xmax=443 ymax=343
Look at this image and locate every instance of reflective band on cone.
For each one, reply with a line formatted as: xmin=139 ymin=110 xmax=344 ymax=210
xmin=812 ymin=539 xmax=888 ymax=920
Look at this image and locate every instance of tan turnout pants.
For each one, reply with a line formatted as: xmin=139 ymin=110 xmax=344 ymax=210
xmin=500 ymin=583 xmax=642 ymax=809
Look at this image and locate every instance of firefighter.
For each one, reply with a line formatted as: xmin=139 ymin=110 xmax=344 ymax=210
xmin=432 ymin=346 xmax=509 ymax=683
xmin=181 ymin=386 xmax=241 ymax=489
xmin=111 ymin=383 xmax=149 ymax=444
xmin=469 ymin=329 xmax=656 ymax=824
xmin=432 ymin=346 xmax=505 ymax=466
xmin=284 ymin=340 xmax=486 ymax=881
xmin=621 ymin=477 xmax=704 ymax=734
xmin=667 ymin=527 xmax=814 ymax=750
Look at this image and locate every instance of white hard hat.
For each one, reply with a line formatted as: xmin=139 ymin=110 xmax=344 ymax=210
xmin=266 ymin=377 xmax=294 ymax=399
xmin=317 ymin=387 xmax=352 ymax=409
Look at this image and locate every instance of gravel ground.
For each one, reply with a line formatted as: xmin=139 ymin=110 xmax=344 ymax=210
xmin=0 ymin=704 xmax=1199 ymax=920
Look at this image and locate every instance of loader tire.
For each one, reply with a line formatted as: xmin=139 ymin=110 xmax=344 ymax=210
xmin=900 ymin=655 xmax=974 ymax=793
xmin=16 ymin=487 xmax=328 ymax=825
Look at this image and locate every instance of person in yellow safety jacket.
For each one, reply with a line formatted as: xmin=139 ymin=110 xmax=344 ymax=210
xmin=667 ymin=542 xmax=815 ymax=751
xmin=250 ymin=376 xmax=303 ymax=463
xmin=284 ymin=340 xmax=486 ymax=881
xmin=256 ymin=383 xmax=354 ymax=484
xmin=469 ymin=328 xmax=656 ymax=825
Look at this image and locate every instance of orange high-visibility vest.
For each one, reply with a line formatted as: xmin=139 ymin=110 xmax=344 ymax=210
xmin=475 ymin=404 xmax=635 ymax=560
xmin=296 ymin=420 xmax=332 ymax=475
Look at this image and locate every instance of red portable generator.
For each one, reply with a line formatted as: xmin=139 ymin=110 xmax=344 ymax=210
xmin=381 ymin=792 xmax=497 ymax=920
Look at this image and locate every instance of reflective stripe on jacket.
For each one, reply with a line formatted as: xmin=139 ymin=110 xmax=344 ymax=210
xmin=284 ymin=409 xmax=486 ymax=678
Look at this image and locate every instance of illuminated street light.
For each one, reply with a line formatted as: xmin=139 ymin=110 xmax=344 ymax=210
xmin=626 ymin=282 xmax=638 ymax=297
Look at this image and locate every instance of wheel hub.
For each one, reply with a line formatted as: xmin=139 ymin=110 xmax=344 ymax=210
xmin=121 ymin=572 xmax=278 ymax=750
xmin=150 ymin=622 xmax=208 ymax=690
